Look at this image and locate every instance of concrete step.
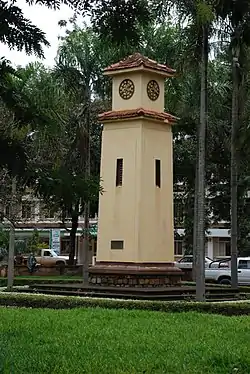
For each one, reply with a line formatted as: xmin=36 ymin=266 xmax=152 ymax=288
xmin=29 ymin=283 xmax=239 ymax=296
xmin=16 ymin=287 xmax=239 ymax=302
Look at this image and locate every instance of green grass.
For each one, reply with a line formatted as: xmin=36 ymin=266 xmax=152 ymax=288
xmin=0 ymin=276 xmax=82 ymax=287
xmin=1 ymin=308 xmax=250 ymax=373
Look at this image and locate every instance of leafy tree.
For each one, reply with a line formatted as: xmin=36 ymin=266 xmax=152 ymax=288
xmin=16 ymin=56 xmax=102 ymax=266
xmin=0 ymin=227 xmax=9 ymax=261
xmin=212 ymin=0 xmax=250 ymax=286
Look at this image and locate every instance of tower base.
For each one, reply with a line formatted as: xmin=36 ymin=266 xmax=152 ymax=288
xmin=89 ymin=262 xmax=183 ymax=288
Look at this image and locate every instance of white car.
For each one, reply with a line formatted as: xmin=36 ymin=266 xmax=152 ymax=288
xmin=175 ymin=255 xmax=213 ymax=269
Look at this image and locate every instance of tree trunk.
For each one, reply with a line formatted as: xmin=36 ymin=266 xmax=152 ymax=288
xmin=82 ymin=83 xmax=91 ymax=285
xmin=192 ymin=159 xmax=199 ymax=282
xmin=231 ymin=52 xmax=239 ymax=289
xmin=7 ymin=177 xmax=16 ymax=292
xmin=196 ymin=24 xmax=208 ymax=302
xmin=69 ymin=213 xmax=78 ymax=265
xmin=83 ymin=202 xmax=90 ymax=284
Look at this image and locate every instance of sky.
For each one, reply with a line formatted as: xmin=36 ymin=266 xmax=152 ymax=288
xmin=1 ymin=1 xmax=81 ymax=67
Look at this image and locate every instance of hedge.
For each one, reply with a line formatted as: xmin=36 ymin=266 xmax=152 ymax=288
xmin=1 ymin=292 xmax=250 ymax=315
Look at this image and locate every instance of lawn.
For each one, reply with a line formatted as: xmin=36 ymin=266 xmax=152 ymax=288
xmin=0 ymin=308 xmax=250 ymax=374
xmin=0 ymin=276 xmax=82 ymax=287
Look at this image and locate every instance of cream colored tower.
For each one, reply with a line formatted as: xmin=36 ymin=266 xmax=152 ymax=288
xmin=97 ymin=53 xmax=177 ymax=264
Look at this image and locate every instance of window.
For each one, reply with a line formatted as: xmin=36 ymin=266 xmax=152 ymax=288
xmin=116 ymin=158 xmax=123 ymax=186
xmin=174 ymin=199 xmax=184 ymax=224
xmin=43 ymin=251 xmax=51 ymax=257
xmin=218 ymin=238 xmax=231 ymax=257
xmin=5 ymin=205 xmax=10 ymax=217
xmin=174 ymin=240 xmax=183 ymax=255
xmin=238 ymin=260 xmax=250 ymax=269
xmin=22 ymin=202 xmax=32 ymax=219
xmin=111 ymin=240 xmax=124 ymax=250
xmin=225 ymin=242 xmax=231 ymax=257
xmin=179 ymin=256 xmax=193 ymax=263
xmin=155 ymin=159 xmax=161 ymax=188
xmin=44 ymin=208 xmax=54 ymax=219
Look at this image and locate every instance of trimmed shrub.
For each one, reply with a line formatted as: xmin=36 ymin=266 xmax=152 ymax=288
xmin=1 ymin=292 xmax=250 ymax=315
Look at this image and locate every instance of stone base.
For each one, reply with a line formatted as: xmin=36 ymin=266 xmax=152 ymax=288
xmin=89 ymin=261 xmax=183 ymax=287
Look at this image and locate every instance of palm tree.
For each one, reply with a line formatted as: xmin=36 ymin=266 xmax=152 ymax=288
xmin=230 ymin=47 xmax=240 ymax=288
xmin=159 ymin=0 xmax=214 ymax=301
xmin=55 ymin=27 xmax=104 ymax=281
xmin=214 ymin=0 xmax=250 ymax=287
xmin=195 ymin=21 xmax=209 ymax=301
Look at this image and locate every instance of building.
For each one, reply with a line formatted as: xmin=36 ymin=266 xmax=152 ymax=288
xmin=0 ymin=185 xmax=231 ymax=261
xmin=174 ymin=228 xmax=230 ymax=259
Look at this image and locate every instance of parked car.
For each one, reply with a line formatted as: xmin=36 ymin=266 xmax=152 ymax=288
xmin=205 ymin=257 xmax=250 ymax=285
xmin=175 ymin=255 xmax=214 ymax=269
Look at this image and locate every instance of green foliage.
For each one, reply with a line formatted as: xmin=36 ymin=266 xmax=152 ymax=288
xmin=88 ymin=0 xmax=152 ymax=47
xmin=0 ymin=228 xmax=9 ymax=249
xmin=0 ymin=228 xmax=8 ymax=260
xmin=196 ymin=1 xmax=215 ymax=25
xmin=0 ymin=0 xmax=94 ymax=182
xmin=26 ymin=229 xmax=41 ymax=253
xmin=14 ymin=240 xmax=27 ymax=255
xmin=36 ymin=168 xmax=101 ymax=217
xmin=20 ymin=32 xmax=105 ymax=261
xmin=0 ymin=1 xmax=49 ymax=57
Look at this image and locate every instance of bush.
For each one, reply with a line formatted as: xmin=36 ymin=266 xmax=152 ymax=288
xmin=1 ymin=292 xmax=250 ymax=315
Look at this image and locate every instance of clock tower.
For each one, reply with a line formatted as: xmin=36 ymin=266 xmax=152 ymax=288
xmin=89 ymin=53 xmax=182 ymax=287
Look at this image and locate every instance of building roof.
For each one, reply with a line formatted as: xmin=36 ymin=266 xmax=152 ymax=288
xmin=98 ymin=107 xmax=178 ymax=124
xmin=104 ymin=53 xmax=176 ymax=76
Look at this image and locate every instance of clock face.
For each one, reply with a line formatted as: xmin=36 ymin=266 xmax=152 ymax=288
xmin=147 ymin=80 xmax=160 ymax=101
xmin=119 ymin=79 xmax=135 ymax=100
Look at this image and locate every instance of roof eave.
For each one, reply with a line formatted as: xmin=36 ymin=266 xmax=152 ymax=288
xmin=98 ymin=112 xmax=178 ymax=125
xmin=98 ymin=116 xmax=170 ymax=125
xmin=104 ymin=65 xmax=176 ymax=78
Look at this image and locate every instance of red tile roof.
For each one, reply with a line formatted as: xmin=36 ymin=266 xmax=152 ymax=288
xmin=98 ymin=108 xmax=178 ymax=124
xmin=104 ymin=53 xmax=175 ymax=76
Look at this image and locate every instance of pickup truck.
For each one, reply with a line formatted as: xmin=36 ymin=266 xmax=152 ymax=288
xmin=205 ymin=257 xmax=250 ymax=285
xmin=35 ymin=249 xmax=72 ymax=267
xmin=17 ymin=249 xmax=75 ymax=268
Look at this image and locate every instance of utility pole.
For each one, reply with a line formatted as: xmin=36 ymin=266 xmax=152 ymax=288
xmin=7 ymin=177 xmax=16 ymax=292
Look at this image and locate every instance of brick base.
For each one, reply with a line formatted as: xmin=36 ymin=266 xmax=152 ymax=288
xmin=89 ymin=261 xmax=183 ymax=288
